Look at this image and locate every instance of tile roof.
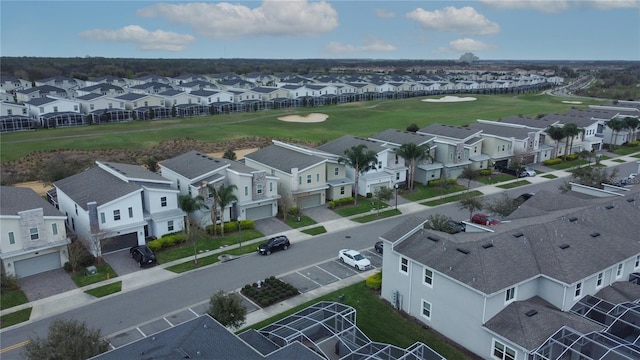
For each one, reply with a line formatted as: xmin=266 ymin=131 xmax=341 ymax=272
xmin=316 ymin=135 xmax=387 ymax=155
xmin=245 ymin=144 xmax=325 ymax=173
xmin=160 ymin=151 xmax=230 ymax=180
xmin=54 ymin=167 xmax=141 ymax=210
xmin=368 ymin=129 xmax=435 ymax=146
xmin=0 ymin=186 xmax=64 ymax=217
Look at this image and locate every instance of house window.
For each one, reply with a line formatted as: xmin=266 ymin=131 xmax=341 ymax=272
xmin=100 ymin=212 xmax=105 ymax=224
xmin=73 ymin=105 xmax=78 ymax=111
xmin=133 ymin=101 xmax=138 ymax=107
xmin=421 ymin=300 xmax=431 ymax=320
xmin=400 ymin=257 xmax=408 ymax=274
xmin=616 ymin=263 xmax=624 ymax=278
xmin=53 ymin=106 xmax=58 ymax=112
xmin=334 ymin=167 xmax=339 ymax=176
xmin=75 ymin=204 xmax=78 ymax=215
xmin=90 ymin=104 xmax=95 ymax=110
xmin=596 ymin=272 xmax=604 ymax=287
xmin=128 ymin=207 xmax=133 ymax=218
xmin=168 ymin=220 xmax=174 ymax=232
xmin=493 ymin=340 xmax=516 ymax=360
xmin=395 ymin=155 xmax=399 ymax=164
xmin=245 ymin=186 xmax=249 ymax=196
xmin=378 ymin=161 xmax=382 ymax=169
xmin=7 ymin=109 xmax=12 ymax=115
xmin=161 ymin=197 xmax=167 ymax=207
xmin=52 ymin=223 xmax=58 ymax=235
xmin=145 ymin=101 xmax=149 ymax=107
xmin=574 ymin=282 xmax=582 ymax=298
xmin=307 ymin=175 xmax=312 ymax=184
xmin=113 ymin=210 xmax=121 ymax=221
xmin=177 ymin=179 xmax=181 ymax=190
xmin=396 ymin=173 xmax=400 ymax=180
xmin=474 ymin=146 xmax=477 ymax=153
xmin=505 ymin=287 xmax=516 ymax=302
xmin=316 ymin=174 xmax=320 ymax=182
xmin=269 ymin=182 xmax=273 ymax=192
xmin=271 ymin=169 xmax=275 ymax=176
xmin=635 ymin=255 xmax=640 ymax=269
xmin=29 ymin=227 xmax=39 ymax=241
xmin=8 ymin=232 xmax=15 ymax=245
xmin=22 ymin=108 xmax=27 ymax=115
xmin=340 ymin=186 xmax=345 ymax=195
xmin=257 ymin=184 xmax=263 ymax=194
xmin=423 ymin=268 xmax=433 ymax=286
xmin=39 ymin=107 xmax=44 ymax=113
xmin=298 ymin=176 xmax=302 ymax=185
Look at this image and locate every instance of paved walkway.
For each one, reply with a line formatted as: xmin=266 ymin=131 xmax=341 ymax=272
xmin=3 ymin=155 xmax=639 ymax=331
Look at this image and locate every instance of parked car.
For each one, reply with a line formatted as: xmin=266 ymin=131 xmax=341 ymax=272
xmin=497 ymin=165 xmax=533 ymax=178
xmin=130 ymin=245 xmax=157 ymax=267
xmin=522 ymin=167 xmax=536 ymax=177
xmin=338 ymin=249 xmax=371 ymax=271
xmin=374 ymin=241 xmax=384 ymax=254
xmin=257 ymin=235 xmax=290 ymax=255
xmin=471 ymin=213 xmax=501 ymax=226
xmin=445 ymin=220 xmax=466 ymax=234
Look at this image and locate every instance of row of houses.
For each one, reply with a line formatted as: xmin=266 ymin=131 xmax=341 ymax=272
xmin=0 ymin=70 xmax=556 ymax=132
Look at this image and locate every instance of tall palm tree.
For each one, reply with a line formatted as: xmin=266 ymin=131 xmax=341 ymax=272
xmin=562 ymin=123 xmax=580 ymax=160
xmin=206 ymin=184 xmax=220 ymax=236
xmin=395 ymin=142 xmax=432 ymax=190
xmin=624 ymin=116 xmax=639 ymax=142
xmin=546 ymin=126 xmax=565 ymax=159
xmin=606 ymin=118 xmax=627 ymax=150
xmin=339 ymin=144 xmax=378 ymax=205
xmin=215 ymin=184 xmax=238 ymax=236
xmin=178 ymin=194 xmax=204 ymax=235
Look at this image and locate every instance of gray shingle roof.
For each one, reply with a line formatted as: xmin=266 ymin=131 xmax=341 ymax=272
xmin=54 ymin=167 xmax=141 ymax=210
xmin=25 ymin=96 xmax=57 ymax=106
xmin=469 ymin=122 xmax=531 ymax=139
xmin=0 ymin=186 xmax=64 ymax=217
xmin=245 ymin=144 xmax=325 ymax=173
xmin=316 ymin=135 xmax=386 ymax=155
xmin=595 ymin=282 xmax=640 ymax=304
xmin=76 ymin=93 xmax=104 ymax=101
xmin=368 ymin=129 xmax=435 ymax=146
xmin=418 ymin=123 xmax=481 ymax=140
xmin=114 ymin=93 xmax=146 ymax=101
xmin=540 ymin=113 xmax=600 ymax=128
xmin=99 ymin=162 xmax=168 ymax=183
xmin=498 ymin=115 xmax=557 ymax=129
xmin=160 ymin=151 xmax=230 ymax=180
xmin=158 ymin=89 xmax=183 ymax=96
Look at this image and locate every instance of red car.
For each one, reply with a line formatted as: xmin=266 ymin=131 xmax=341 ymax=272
xmin=471 ymin=213 xmax=501 ymax=226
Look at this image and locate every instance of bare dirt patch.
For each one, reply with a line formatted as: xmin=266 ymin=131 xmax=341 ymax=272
xmin=15 ymin=181 xmax=53 ymax=196
xmin=277 ymin=113 xmax=328 ymax=123
xmin=208 ymin=148 xmax=258 ymax=159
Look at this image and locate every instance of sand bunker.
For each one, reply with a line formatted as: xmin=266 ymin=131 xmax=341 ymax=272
xmin=209 ymin=148 xmax=258 ymax=160
xmin=422 ymin=96 xmax=477 ymax=103
xmin=562 ymin=100 xmax=583 ymax=104
xmin=278 ymin=113 xmax=328 ymax=123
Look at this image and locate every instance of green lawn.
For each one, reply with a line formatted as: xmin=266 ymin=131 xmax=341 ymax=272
xmin=351 ymin=209 xmax=402 ymax=223
xmin=475 ymin=174 xmax=516 ymax=185
xmin=71 ymin=263 xmax=117 ymax=287
xmin=0 ymin=289 xmax=29 ymax=310
xmin=613 ymin=146 xmax=640 ymax=156
xmin=167 ymin=245 xmax=258 ymax=273
xmin=496 ymin=180 xmax=531 ymax=189
xmin=85 ymin=281 xmax=122 ymax=298
xmin=547 ymin=159 xmax=591 ymax=170
xmin=401 ymin=183 xmax=467 ymax=202
xmin=421 ymin=190 xmax=484 ymax=206
xmin=284 ymin=215 xmax=316 ymax=228
xmin=156 ymin=229 xmax=263 ymax=264
xmin=301 ymin=226 xmax=327 ymax=235
xmin=240 ymin=281 xmax=472 ymax=360
xmin=333 ymin=199 xmax=388 ymax=217
xmin=1 ymin=94 xmax=607 ymax=163
xmin=541 ymin=173 xmax=558 ymax=179
xmin=0 ymin=308 xmax=32 ymax=329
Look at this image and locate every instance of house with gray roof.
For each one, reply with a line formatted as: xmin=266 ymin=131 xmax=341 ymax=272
xmin=15 ymin=85 xmax=68 ymax=103
xmin=417 ymin=124 xmax=484 ymax=179
xmin=24 ymin=96 xmax=86 ymax=129
xmin=53 ymin=161 xmax=183 ymax=256
xmin=471 ymin=120 xmax=540 ymax=166
xmin=564 ymin=108 xmax=635 ymax=147
xmin=379 ymin=187 xmax=640 ymax=359
xmin=160 ymin=151 xmax=279 ymax=224
xmin=539 ymin=113 xmax=604 ymax=152
xmin=0 ymin=186 xmax=69 ymax=278
xmin=75 ymin=94 xmax=131 ymax=124
xmin=0 ymin=101 xmax=33 ymax=132
xmin=75 ymin=83 xmax=125 ymax=98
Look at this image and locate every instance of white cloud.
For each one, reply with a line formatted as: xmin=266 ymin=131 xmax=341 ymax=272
xmin=326 ymin=37 xmax=397 ymax=54
xmin=79 ymin=25 xmax=195 ymax=51
xmin=434 ymin=38 xmax=497 ymax=54
xmin=480 ymin=0 xmax=638 ymax=12
xmin=137 ymin=0 xmax=338 ymax=39
xmin=375 ymin=8 xmax=395 ymax=19
xmin=589 ymin=0 xmax=640 ymax=10
xmin=406 ymin=6 xmax=500 ymax=36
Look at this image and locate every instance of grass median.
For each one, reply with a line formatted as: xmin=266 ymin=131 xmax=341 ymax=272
xmin=421 ymin=190 xmax=483 ymax=207
xmin=0 ymin=308 xmax=32 ymax=329
xmin=85 ymin=281 xmax=122 ymax=298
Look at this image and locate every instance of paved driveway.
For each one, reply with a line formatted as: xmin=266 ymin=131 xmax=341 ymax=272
xmin=253 ymin=217 xmax=291 ymax=237
xmin=103 ymin=248 xmax=144 ymax=276
xmin=18 ymin=268 xmax=77 ymax=302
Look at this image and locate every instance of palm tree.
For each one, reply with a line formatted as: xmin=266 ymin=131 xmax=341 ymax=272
xmin=206 ymin=184 xmax=220 ymax=236
xmin=339 ymin=144 xmax=378 ymax=205
xmin=606 ymin=118 xmax=627 ymax=150
xmin=458 ymin=166 xmax=480 ymax=190
xmin=395 ymin=142 xmax=432 ymax=190
xmin=624 ymin=116 xmax=639 ymax=142
xmin=178 ymin=194 xmax=204 ymax=235
xmin=562 ymin=123 xmax=580 ymax=160
xmin=546 ymin=125 xmax=565 ymax=159
xmin=215 ymin=184 xmax=238 ymax=236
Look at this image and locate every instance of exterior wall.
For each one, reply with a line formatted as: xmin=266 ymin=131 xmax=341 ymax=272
xmin=79 ymin=97 xmax=126 ymax=114
xmin=28 ymin=99 xmax=80 ymax=118
xmin=143 ymin=188 xmax=179 ymax=215
xmin=162 ymin=93 xmax=200 ymax=107
xmin=293 ymin=163 xmax=326 ymax=192
xmin=482 ymin=137 xmax=513 ymax=159
xmin=1 ymin=102 xmax=28 ymax=116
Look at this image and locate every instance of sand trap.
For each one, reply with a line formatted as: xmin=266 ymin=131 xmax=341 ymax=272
xmin=562 ymin=100 xmax=583 ymax=104
xmin=422 ymin=96 xmax=477 ymax=103
xmin=278 ymin=113 xmax=328 ymax=123
xmin=15 ymin=181 xmax=53 ymax=196
xmin=209 ymin=148 xmax=258 ymax=160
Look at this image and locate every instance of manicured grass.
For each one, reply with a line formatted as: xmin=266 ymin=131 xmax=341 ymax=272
xmin=542 ymin=174 xmax=558 ymax=179
xmin=351 ymin=209 xmax=402 ymax=223
xmin=613 ymin=146 xmax=640 ymax=156
xmin=302 ymin=226 xmax=327 ymax=235
xmin=0 ymin=308 xmax=32 ymax=329
xmin=611 ymin=159 xmax=626 ymax=163
xmin=0 ymin=289 xmax=28 ymax=310
xmin=156 ymin=229 xmax=263 ymax=264
xmin=71 ymin=263 xmax=117 ymax=287
xmin=240 ymin=281 xmax=472 ymax=360
xmin=284 ymin=215 xmax=316 ymax=228
xmin=401 ymin=184 xmax=467 ymax=202
xmin=85 ymin=281 xmax=122 ymax=298
xmin=2 ymin=94 xmax=606 ymax=163
xmin=496 ymin=180 xmax=531 ymax=189
xmin=547 ymin=159 xmax=590 ymax=170
xmin=421 ymin=190 xmax=484 ymax=206
xmin=475 ymin=174 xmax=516 ymax=185
xmin=333 ymin=199 xmax=388 ymax=217
xmin=167 ymin=245 xmax=257 ymax=273
xmin=633 ymin=154 xmax=640 ymax=159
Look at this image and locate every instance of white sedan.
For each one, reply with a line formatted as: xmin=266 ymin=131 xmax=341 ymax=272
xmin=338 ymin=249 xmax=371 ymax=271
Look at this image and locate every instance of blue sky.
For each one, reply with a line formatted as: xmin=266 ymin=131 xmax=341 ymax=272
xmin=2 ymin=0 xmax=639 ymax=60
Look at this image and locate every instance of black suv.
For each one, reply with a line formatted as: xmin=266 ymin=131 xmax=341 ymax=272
xmin=130 ymin=245 xmax=157 ymax=267
xmin=257 ymin=235 xmax=290 ymax=255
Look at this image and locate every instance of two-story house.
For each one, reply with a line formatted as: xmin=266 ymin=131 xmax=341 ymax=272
xmin=15 ymin=85 xmax=68 ymax=103
xmin=379 ymin=189 xmax=640 ymax=359
xmin=470 ymin=121 xmax=536 ymax=167
xmin=53 ymin=161 xmax=184 ymax=256
xmin=112 ymin=93 xmax=169 ymax=120
xmin=417 ymin=124 xmax=483 ymax=179
xmin=539 ymin=113 xmax=604 ymax=152
xmin=24 ymin=96 xmax=86 ymax=129
xmin=159 ymin=151 xmax=279 ymax=225
xmin=75 ymin=93 xmax=131 ymax=124
xmin=1 ymin=186 xmax=69 ymax=278
xmin=0 ymin=101 xmax=32 ymax=132
xmin=495 ymin=115 xmax=556 ymax=162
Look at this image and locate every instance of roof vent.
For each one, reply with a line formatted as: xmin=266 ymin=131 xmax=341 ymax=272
xmin=627 ymin=198 xmax=635 ymax=202
xmin=525 ymin=310 xmax=538 ymax=317
xmin=513 ymin=232 xmax=524 ymax=238
xmin=482 ymin=243 xmax=494 ymax=249
xmin=559 ymin=244 xmax=570 ymax=249
xmin=590 ymin=232 xmax=601 ymax=238
xmin=427 ymin=235 xmax=440 ymax=242
xmin=605 ymin=204 xmax=615 ymax=210
xmin=568 ymin=217 xmax=578 ymax=222
xmin=456 ymin=248 xmax=470 ymax=255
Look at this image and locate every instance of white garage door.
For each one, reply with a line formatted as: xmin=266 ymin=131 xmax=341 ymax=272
xmin=297 ymin=194 xmax=321 ymax=209
xmin=15 ymin=252 xmax=61 ymax=278
xmin=246 ymin=204 xmax=272 ymax=220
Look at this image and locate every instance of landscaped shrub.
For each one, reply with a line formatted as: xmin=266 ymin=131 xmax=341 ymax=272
xmin=79 ymin=253 xmax=96 ymax=267
xmin=289 ymin=207 xmax=300 ymax=216
xmin=206 ymin=220 xmax=254 ymax=235
xmin=366 ymin=272 xmax=382 ymax=290
xmin=366 ymin=192 xmax=372 ymax=198
xmin=148 ymin=232 xmax=186 ymax=251
xmin=566 ymin=154 xmax=579 ymax=161
xmin=543 ymin=158 xmax=563 ymax=166
xmin=626 ymin=141 xmax=639 ymax=147
xmin=241 ymin=276 xmax=300 ymax=308
xmin=1 ymin=273 xmax=19 ymax=291
xmin=479 ymin=169 xmax=492 ymax=176
xmin=333 ymin=197 xmax=355 ymax=207
xmin=328 ymin=201 xmax=336 ymax=209
xmin=427 ymin=179 xmax=458 ymax=187
xmin=63 ymin=262 xmax=72 ymax=272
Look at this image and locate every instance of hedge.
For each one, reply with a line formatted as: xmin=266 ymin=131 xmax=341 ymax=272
xmin=479 ymin=169 xmax=492 ymax=176
xmin=206 ymin=219 xmax=254 ymax=235
xmin=365 ymin=272 xmax=382 ymax=290
xmin=427 ymin=179 xmax=458 ymax=187
xmin=543 ymin=158 xmax=563 ymax=166
xmin=626 ymin=141 xmax=639 ymax=147
xmin=566 ymin=154 xmax=579 ymax=161
xmin=328 ymin=197 xmax=355 ymax=209
xmin=148 ymin=232 xmax=186 ymax=252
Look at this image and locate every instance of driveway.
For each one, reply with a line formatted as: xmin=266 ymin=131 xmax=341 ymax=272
xmin=18 ymin=268 xmax=77 ymax=302
xmin=103 ymin=248 xmax=145 ymax=276
xmin=253 ymin=217 xmax=291 ymax=237
xmin=302 ymin=206 xmax=342 ymax=223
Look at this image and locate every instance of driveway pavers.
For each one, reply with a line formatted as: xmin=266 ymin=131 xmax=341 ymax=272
xmin=17 ymin=268 xmax=76 ymax=302
xmin=103 ymin=248 xmax=142 ymax=276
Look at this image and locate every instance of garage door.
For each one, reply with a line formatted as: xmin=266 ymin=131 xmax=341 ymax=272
xmin=15 ymin=252 xmax=61 ymax=278
xmin=246 ymin=204 xmax=272 ymax=220
xmin=297 ymin=194 xmax=321 ymax=209
xmin=103 ymin=232 xmax=139 ymax=254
